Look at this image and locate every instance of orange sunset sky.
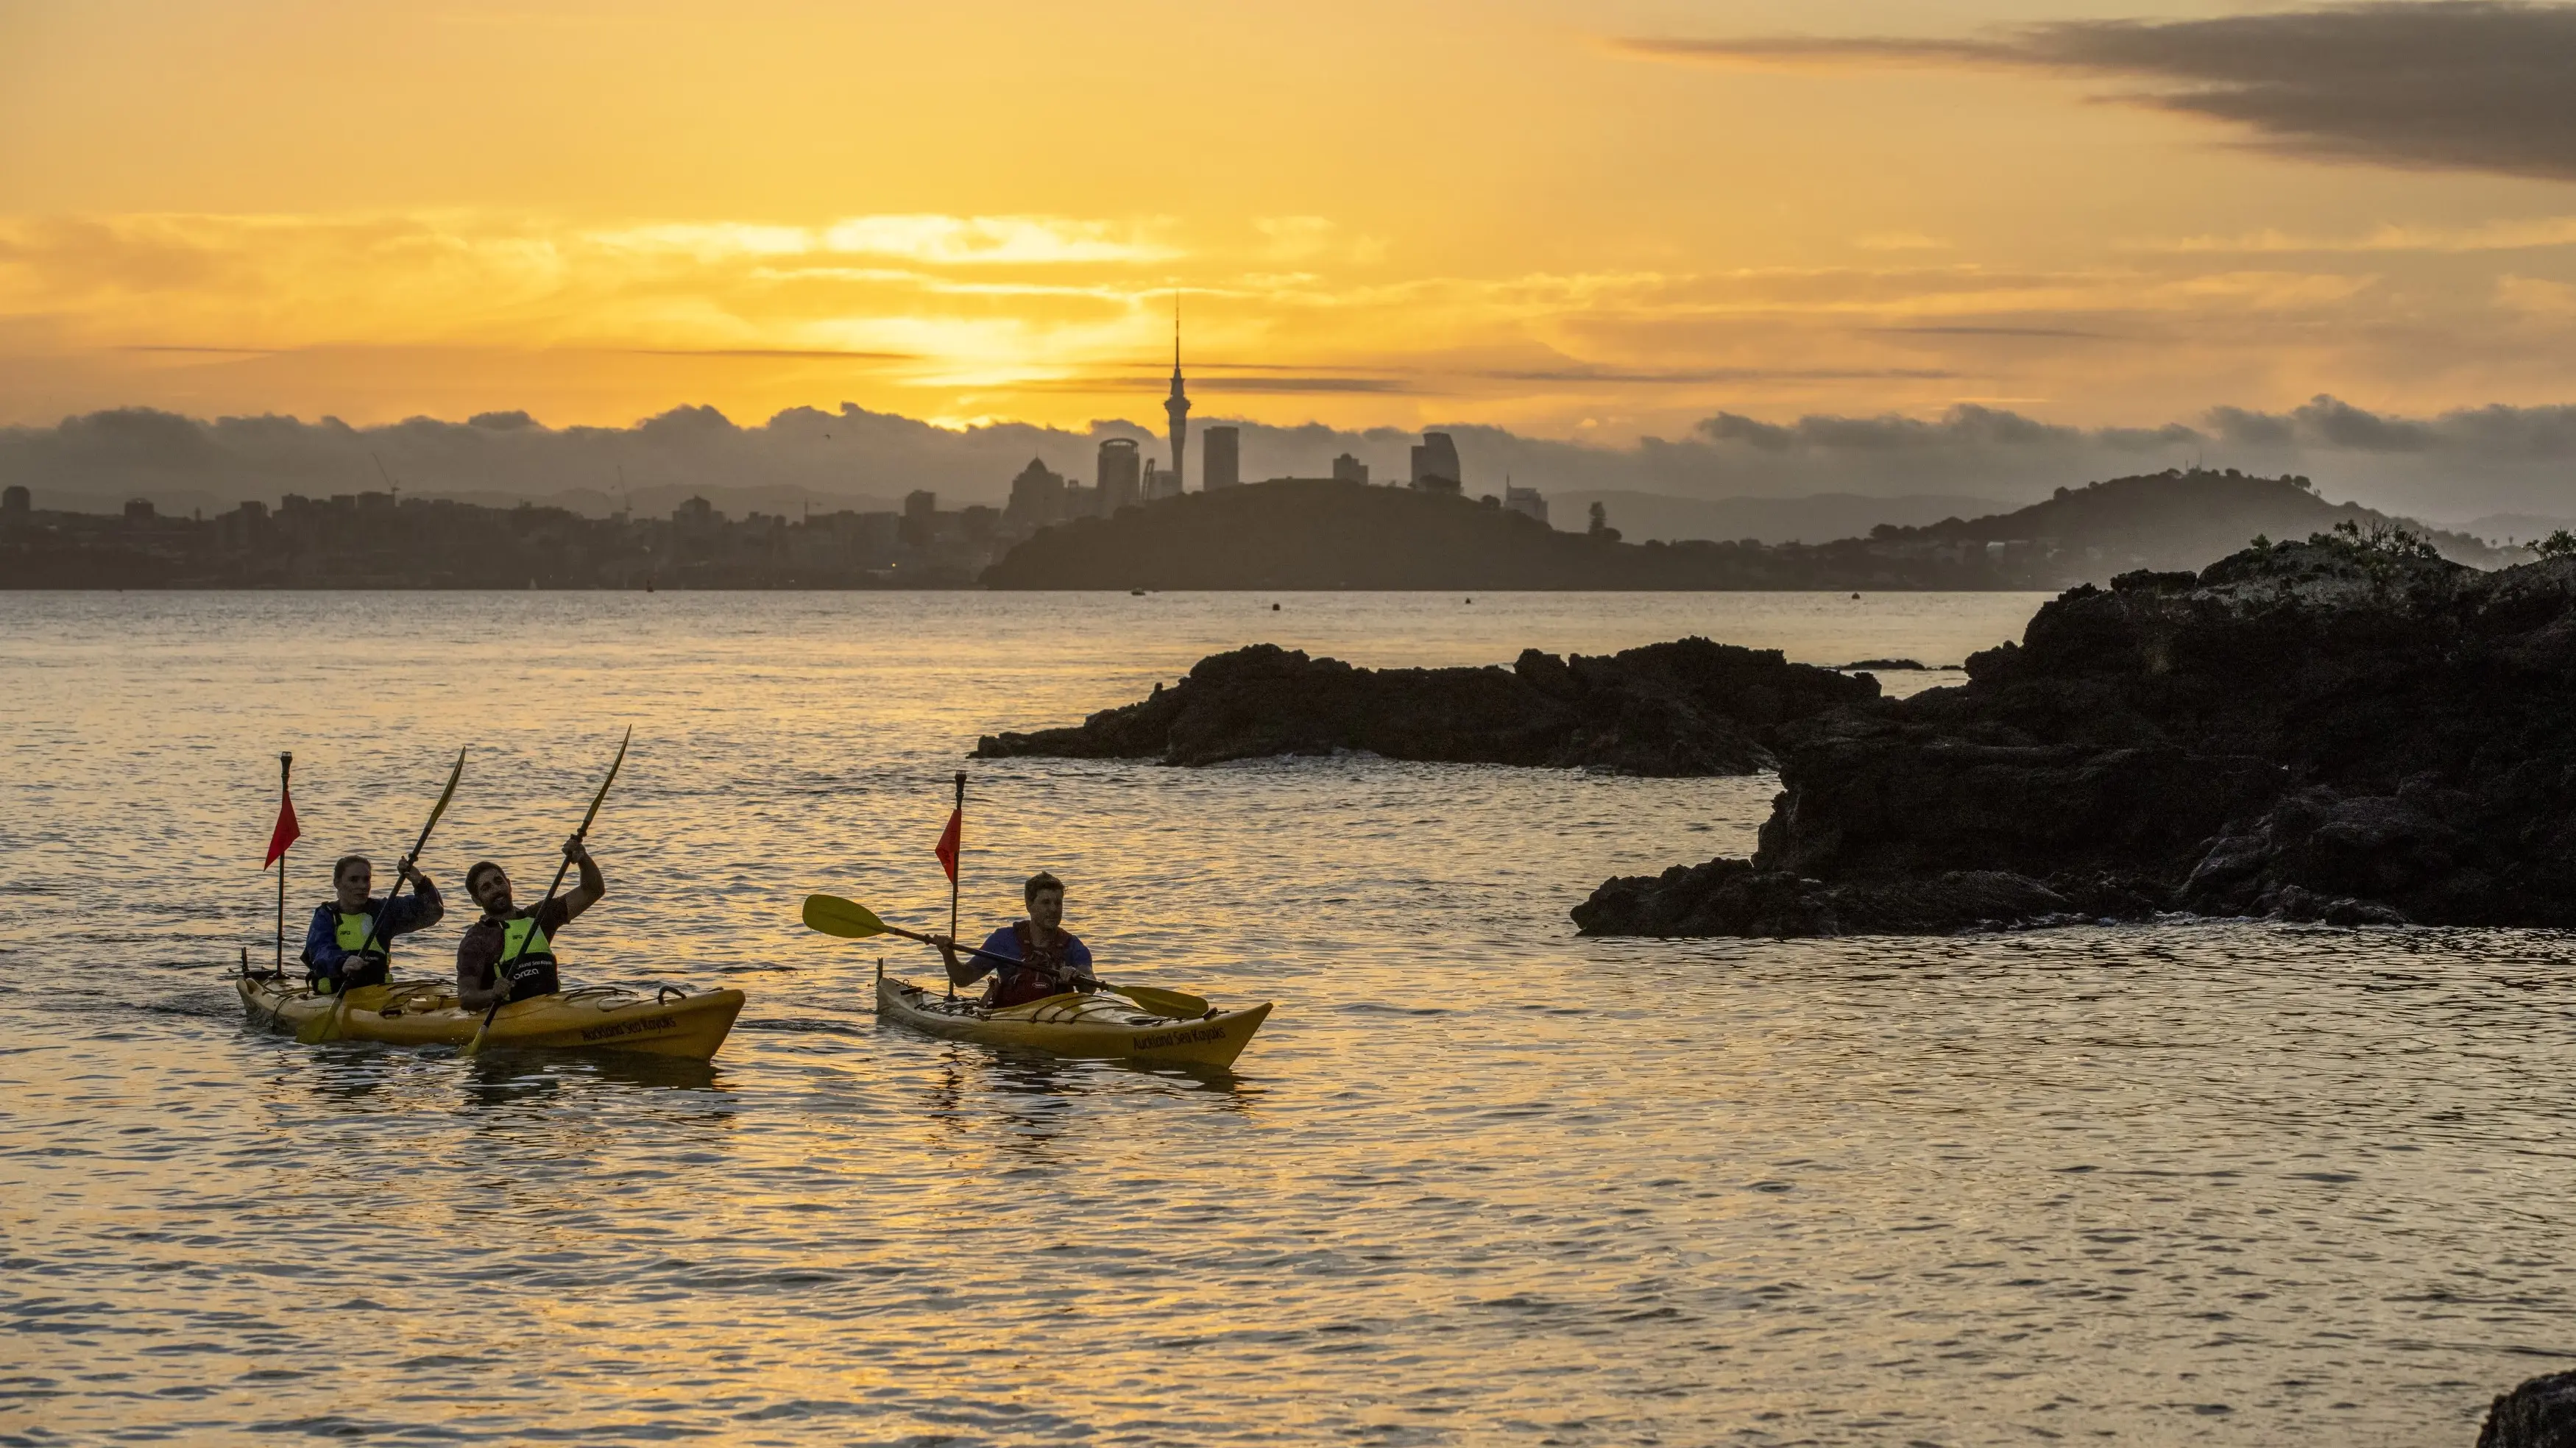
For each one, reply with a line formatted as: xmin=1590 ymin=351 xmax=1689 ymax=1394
xmin=5 ymin=0 xmax=2575 ymax=441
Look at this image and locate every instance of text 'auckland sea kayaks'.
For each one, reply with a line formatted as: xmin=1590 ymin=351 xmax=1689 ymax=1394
xmin=240 ymin=973 xmax=745 ymax=1060
xmin=875 ymin=973 xmax=1271 ymax=1070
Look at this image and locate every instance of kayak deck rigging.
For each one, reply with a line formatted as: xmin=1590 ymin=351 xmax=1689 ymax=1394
xmin=874 ymin=973 xmax=1271 ymax=1070
xmin=238 ymin=971 xmax=744 ymax=1060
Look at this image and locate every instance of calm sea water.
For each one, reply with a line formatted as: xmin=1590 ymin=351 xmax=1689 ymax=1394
xmin=4 ymin=590 xmax=2571 ymax=1447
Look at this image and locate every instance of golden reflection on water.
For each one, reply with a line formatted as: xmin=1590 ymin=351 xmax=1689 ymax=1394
xmin=4 ymin=592 xmax=2574 ymax=1446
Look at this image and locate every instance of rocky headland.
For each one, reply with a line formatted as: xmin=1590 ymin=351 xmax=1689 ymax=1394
xmin=1576 ymin=530 xmax=2576 ymax=936
xmin=974 ymin=638 xmax=1878 ymax=775
xmin=2481 ymin=1370 xmax=2576 ymax=1447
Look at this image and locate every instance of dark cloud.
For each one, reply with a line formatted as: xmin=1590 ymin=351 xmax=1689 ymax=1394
xmin=1699 ymin=403 xmax=2098 ymax=451
xmin=12 ymin=395 xmax=2576 ymax=530
xmin=2203 ymin=394 xmax=2576 ymax=454
xmin=2204 ymin=405 xmax=2298 ymax=447
xmin=2295 ymin=394 xmax=2438 ymax=451
xmin=1623 ymin=3 xmax=2576 ymax=182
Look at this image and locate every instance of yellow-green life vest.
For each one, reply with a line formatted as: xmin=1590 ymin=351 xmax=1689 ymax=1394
xmin=498 ymin=915 xmax=556 ymax=974
xmin=335 ymin=906 xmax=391 ymax=963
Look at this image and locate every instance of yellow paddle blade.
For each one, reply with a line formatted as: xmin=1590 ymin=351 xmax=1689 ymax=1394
xmin=802 ymin=893 xmax=891 ymax=940
xmin=459 ymin=1020 xmax=493 ymax=1058
xmin=1111 ymin=984 xmax=1210 ymax=1018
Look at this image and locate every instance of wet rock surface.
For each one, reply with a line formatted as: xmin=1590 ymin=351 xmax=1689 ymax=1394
xmin=974 ymin=638 xmax=1878 ymax=776
xmin=1577 ymin=539 xmax=2576 ymax=936
xmin=2480 ymin=1371 xmax=2576 ymax=1448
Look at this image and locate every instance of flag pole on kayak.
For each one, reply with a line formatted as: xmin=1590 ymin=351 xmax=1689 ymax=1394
xmin=936 ymin=772 xmax=965 ymax=1002
xmin=300 ymin=746 xmax=465 ymax=1045
xmin=461 ymin=727 xmax=629 ymax=1060
xmin=266 ymin=751 xmax=300 ymax=979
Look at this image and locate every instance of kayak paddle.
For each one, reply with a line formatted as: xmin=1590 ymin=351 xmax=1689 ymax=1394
xmin=461 ymin=727 xmax=630 ymax=1060
xmin=800 ymin=892 xmax=1209 ymax=1018
xmin=300 ymin=747 xmax=466 ymax=1045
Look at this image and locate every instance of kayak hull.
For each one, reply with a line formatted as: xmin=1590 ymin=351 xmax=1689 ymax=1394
xmin=239 ymin=974 xmax=745 ymax=1060
xmin=875 ymin=975 xmax=1270 ymax=1070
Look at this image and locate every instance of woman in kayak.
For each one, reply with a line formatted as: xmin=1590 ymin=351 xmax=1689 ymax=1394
xmin=933 ymin=872 xmax=1093 ymax=1008
xmin=304 ymin=853 xmax=444 ymax=995
xmin=456 ymin=834 xmax=604 ymax=1011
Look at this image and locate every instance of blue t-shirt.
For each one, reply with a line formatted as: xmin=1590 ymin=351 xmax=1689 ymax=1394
xmin=976 ymin=924 xmax=1091 ymax=982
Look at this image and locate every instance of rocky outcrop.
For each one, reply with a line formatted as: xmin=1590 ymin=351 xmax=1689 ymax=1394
xmin=1577 ymin=536 xmax=2576 ymax=936
xmin=974 ymin=638 xmax=1879 ymax=776
xmin=2480 ymin=1371 xmax=2576 ymax=1447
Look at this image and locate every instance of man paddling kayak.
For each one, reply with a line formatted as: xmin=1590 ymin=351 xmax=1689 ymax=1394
xmin=457 ymin=834 xmax=604 ymax=1011
xmin=931 ymin=871 xmax=1095 ymax=1008
xmin=303 ymin=854 xmax=444 ymax=995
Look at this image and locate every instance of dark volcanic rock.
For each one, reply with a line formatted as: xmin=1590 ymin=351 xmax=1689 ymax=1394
xmin=1578 ymin=536 xmax=2576 ymax=936
xmin=2481 ymin=1371 xmax=2576 ymax=1448
xmin=974 ymin=638 xmax=1878 ymax=776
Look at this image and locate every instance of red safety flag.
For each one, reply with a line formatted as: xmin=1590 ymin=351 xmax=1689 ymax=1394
xmin=934 ymin=807 xmax=961 ymax=883
xmin=264 ymin=784 xmax=301 ymax=869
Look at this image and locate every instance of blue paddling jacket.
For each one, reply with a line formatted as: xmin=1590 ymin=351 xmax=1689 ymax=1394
xmin=302 ymin=884 xmax=444 ymax=985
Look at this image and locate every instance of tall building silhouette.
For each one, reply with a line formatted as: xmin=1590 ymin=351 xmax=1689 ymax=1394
xmin=1409 ymin=432 xmax=1462 ymax=494
xmin=1164 ymin=293 xmax=1190 ymax=493
xmin=1097 ymin=437 xmax=1142 ymax=513
xmin=1203 ymin=426 xmax=1240 ymax=490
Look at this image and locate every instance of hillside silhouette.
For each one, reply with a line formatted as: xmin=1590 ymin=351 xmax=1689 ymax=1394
xmin=980 ymin=470 xmax=2505 ymax=591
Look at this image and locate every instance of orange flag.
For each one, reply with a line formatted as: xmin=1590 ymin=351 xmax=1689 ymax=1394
xmin=264 ymin=782 xmax=300 ymax=868
xmin=934 ymin=807 xmax=961 ymax=883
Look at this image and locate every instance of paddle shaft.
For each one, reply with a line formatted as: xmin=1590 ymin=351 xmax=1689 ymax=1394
xmin=348 ymin=748 xmax=465 ymax=962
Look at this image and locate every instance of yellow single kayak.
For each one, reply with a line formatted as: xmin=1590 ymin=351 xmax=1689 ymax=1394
xmin=238 ymin=973 xmax=746 ymax=1060
xmin=876 ymin=973 xmax=1271 ymax=1070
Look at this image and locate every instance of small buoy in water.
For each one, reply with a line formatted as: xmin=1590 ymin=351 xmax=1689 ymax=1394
xmin=1131 ymin=588 xmax=1146 ymax=596
xmin=1271 ymin=603 xmax=1280 ymax=611
xmin=1465 ymin=597 xmax=1473 ymax=604
xmin=1850 ymin=592 xmax=1861 ymax=600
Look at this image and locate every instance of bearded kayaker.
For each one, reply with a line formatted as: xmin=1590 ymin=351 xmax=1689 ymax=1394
xmin=303 ymin=854 xmax=444 ymax=995
xmin=931 ymin=871 xmax=1094 ymax=1008
xmin=456 ymin=834 xmax=604 ymax=1011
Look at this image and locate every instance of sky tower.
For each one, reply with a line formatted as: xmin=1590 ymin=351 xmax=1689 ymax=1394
xmin=1164 ymin=291 xmax=1189 ymax=493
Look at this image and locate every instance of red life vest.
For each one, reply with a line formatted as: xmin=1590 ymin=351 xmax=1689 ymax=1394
xmin=987 ymin=922 xmax=1075 ymax=1008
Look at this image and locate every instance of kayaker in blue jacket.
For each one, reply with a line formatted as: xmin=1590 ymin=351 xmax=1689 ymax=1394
xmin=302 ymin=853 xmax=444 ymax=995
xmin=932 ymin=872 xmax=1094 ymax=1009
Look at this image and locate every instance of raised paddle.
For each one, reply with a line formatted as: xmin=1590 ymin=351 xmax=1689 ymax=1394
xmin=300 ymin=747 xmax=466 ymax=1045
xmin=460 ymin=727 xmax=630 ymax=1060
xmin=800 ymin=892 xmax=1210 ymax=1018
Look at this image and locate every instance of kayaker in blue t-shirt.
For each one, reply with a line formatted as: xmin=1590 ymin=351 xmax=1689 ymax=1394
xmin=302 ymin=853 xmax=444 ymax=995
xmin=933 ymin=871 xmax=1094 ymax=1009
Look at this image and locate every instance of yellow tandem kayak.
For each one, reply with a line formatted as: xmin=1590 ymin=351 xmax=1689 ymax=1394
xmin=238 ymin=973 xmax=746 ymax=1060
xmin=876 ymin=973 xmax=1271 ymax=1070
